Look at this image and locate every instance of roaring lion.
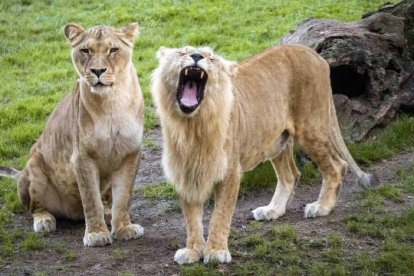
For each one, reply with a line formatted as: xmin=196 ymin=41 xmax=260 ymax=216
xmin=151 ymin=45 xmax=376 ymax=263
xmin=0 ymin=23 xmax=144 ymax=247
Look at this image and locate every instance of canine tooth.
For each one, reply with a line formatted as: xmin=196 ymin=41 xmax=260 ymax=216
xmin=200 ymin=71 xmax=204 ymax=79
xmin=185 ymin=68 xmax=188 ymax=76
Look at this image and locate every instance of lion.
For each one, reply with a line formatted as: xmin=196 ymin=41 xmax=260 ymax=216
xmin=0 ymin=23 xmax=144 ymax=247
xmin=151 ymin=45 xmax=377 ymax=264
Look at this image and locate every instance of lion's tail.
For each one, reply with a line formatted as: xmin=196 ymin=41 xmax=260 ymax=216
xmin=0 ymin=165 xmax=30 ymax=207
xmin=0 ymin=165 xmax=20 ymax=180
xmin=329 ymin=97 xmax=379 ymax=189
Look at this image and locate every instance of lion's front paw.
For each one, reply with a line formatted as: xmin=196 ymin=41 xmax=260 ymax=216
xmin=304 ymin=201 xmax=332 ymax=218
xmin=83 ymin=231 xmax=112 ymax=247
xmin=112 ymin=224 xmax=144 ymax=241
xmin=203 ymin=249 xmax=232 ymax=264
xmin=174 ymin=248 xmax=202 ymax=264
xmin=33 ymin=215 xmax=56 ymax=233
xmin=252 ymin=205 xmax=285 ymax=221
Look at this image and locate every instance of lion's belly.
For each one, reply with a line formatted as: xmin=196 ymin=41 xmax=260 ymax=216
xmin=240 ymin=143 xmax=281 ymax=171
xmin=240 ymin=129 xmax=290 ymax=172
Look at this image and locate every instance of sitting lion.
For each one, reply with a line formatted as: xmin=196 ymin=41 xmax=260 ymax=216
xmin=151 ymin=45 xmax=376 ymax=263
xmin=0 ymin=23 xmax=144 ymax=247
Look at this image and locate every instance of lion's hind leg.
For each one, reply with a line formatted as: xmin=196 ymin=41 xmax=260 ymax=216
xmin=252 ymin=141 xmax=300 ymax=221
xmin=297 ymin=129 xmax=347 ymax=218
xmin=24 ymin=153 xmax=57 ymax=232
xmin=33 ymin=210 xmax=57 ymax=232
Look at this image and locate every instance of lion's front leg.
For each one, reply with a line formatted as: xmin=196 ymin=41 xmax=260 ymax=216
xmin=110 ymin=152 xmax=144 ymax=241
xmin=204 ymin=168 xmax=240 ymax=264
xmin=73 ymin=155 xmax=112 ymax=247
xmin=174 ymin=199 xmax=205 ymax=264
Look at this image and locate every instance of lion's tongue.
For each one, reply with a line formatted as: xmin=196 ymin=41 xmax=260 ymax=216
xmin=180 ymin=81 xmax=198 ymax=107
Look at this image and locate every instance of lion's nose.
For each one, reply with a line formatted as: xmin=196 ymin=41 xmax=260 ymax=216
xmin=190 ymin=54 xmax=204 ymax=63
xmin=91 ymin=68 xmax=107 ymax=77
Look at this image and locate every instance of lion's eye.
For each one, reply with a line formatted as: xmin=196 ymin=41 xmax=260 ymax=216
xmin=80 ymin=48 xmax=89 ymax=54
xmin=110 ymin=48 xmax=119 ymax=53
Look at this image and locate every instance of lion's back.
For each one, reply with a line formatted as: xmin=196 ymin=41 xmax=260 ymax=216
xmin=234 ymin=44 xmax=332 ymax=121
xmin=28 ymin=86 xmax=80 ymax=189
xmin=237 ymin=44 xmax=330 ymax=92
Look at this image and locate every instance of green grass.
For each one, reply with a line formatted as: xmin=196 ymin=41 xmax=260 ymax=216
xmin=399 ymin=164 xmax=414 ymax=193
xmin=342 ymin=208 xmax=414 ymax=274
xmin=19 ymin=233 xmax=45 ymax=251
xmin=136 ymin=182 xmax=177 ymax=199
xmin=112 ymin=247 xmax=124 ymax=260
xmin=64 ymin=251 xmax=77 ymax=261
xmin=142 ymin=138 xmax=158 ymax=151
xmin=0 ymin=230 xmax=24 ymax=258
xmin=348 ymin=116 xmax=414 ymax=165
xmin=117 ymin=272 xmax=134 ymax=276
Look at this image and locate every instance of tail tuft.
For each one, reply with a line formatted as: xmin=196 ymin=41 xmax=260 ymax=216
xmin=0 ymin=166 xmax=20 ymax=180
xmin=358 ymin=172 xmax=379 ymax=189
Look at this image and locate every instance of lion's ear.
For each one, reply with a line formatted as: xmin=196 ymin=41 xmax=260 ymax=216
xmin=224 ymin=60 xmax=238 ymax=77
xmin=120 ymin=22 xmax=140 ymax=43
xmin=156 ymin=46 xmax=173 ymax=60
xmin=64 ymin=23 xmax=85 ymax=47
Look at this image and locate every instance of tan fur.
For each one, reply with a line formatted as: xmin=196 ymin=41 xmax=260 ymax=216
xmin=152 ymin=45 xmax=374 ymax=263
xmin=17 ymin=23 xmax=144 ymax=247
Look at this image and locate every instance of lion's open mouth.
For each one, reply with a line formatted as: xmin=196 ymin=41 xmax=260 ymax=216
xmin=177 ymin=66 xmax=208 ymax=114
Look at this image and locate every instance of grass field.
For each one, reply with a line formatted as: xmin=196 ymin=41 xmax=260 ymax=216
xmin=1 ymin=0 xmax=412 ymax=274
xmin=0 ymin=0 xmax=399 ymax=167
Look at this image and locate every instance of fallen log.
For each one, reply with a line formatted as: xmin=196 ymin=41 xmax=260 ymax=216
xmin=280 ymin=0 xmax=414 ymax=141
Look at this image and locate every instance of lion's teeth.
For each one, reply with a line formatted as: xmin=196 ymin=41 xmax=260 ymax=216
xmin=200 ymin=71 xmax=204 ymax=79
xmin=185 ymin=68 xmax=188 ymax=76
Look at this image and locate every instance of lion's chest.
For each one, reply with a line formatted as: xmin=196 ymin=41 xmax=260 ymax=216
xmin=83 ymin=113 xmax=143 ymax=169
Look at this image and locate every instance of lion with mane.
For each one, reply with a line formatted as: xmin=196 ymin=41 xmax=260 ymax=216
xmin=151 ymin=45 xmax=376 ymax=264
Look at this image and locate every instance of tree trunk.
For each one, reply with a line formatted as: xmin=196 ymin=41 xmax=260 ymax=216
xmin=280 ymin=0 xmax=414 ymax=141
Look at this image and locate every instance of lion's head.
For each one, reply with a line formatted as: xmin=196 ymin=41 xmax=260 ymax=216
xmin=64 ymin=23 xmax=139 ymax=94
xmin=152 ymin=46 xmax=237 ymax=117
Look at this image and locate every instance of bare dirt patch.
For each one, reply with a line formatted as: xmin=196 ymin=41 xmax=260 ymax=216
xmin=2 ymin=129 xmax=413 ymax=275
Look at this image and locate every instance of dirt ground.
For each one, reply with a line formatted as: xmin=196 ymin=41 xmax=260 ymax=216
xmin=2 ymin=129 xmax=413 ymax=275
